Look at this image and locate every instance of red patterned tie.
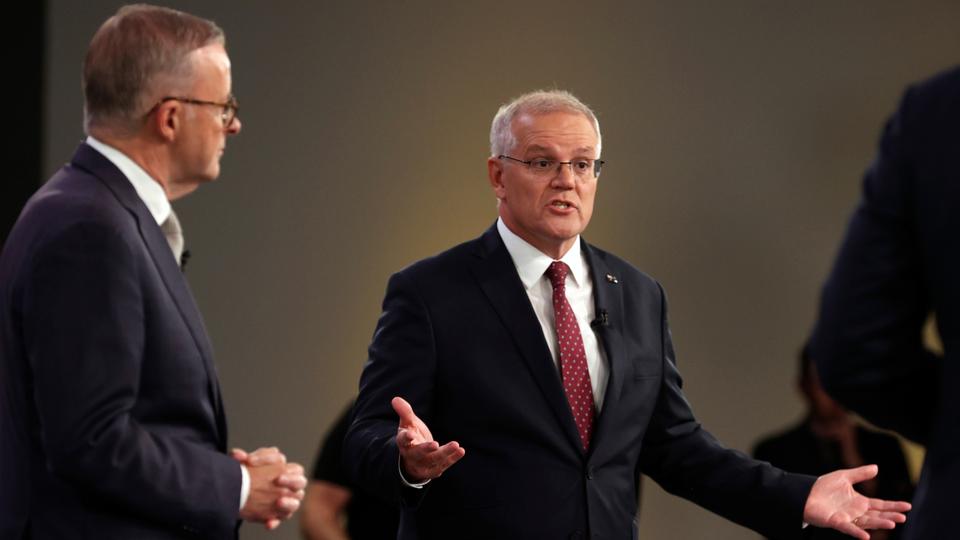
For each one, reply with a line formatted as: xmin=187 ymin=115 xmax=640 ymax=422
xmin=546 ymin=261 xmax=596 ymax=451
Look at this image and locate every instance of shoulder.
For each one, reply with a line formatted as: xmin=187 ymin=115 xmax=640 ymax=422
xmin=28 ymin=163 xmax=132 ymax=231
xmin=388 ymin=230 xmax=492 ymax=294
xmin=910 ymin=64 xmax=960 ymax=99
xmin=584 ymin=240 xmax=664 ymax=296
xmin=892 ymin=64 xmax=960 ymax=137
xmin=12 ymin=164 xmax=139 ymax=265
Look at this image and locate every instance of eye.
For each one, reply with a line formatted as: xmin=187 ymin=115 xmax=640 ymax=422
xmin=573 ymin=159 xmax=592 ymax=171
xmin=530 ymin=159 xmax=554 ymax=170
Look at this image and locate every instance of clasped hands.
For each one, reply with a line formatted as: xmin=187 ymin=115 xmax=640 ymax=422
xmin=233 ymin=446 xmax=306 ymax=530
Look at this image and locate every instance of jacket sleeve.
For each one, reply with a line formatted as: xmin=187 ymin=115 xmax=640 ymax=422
xmin=344 ymin=270 xmax=437 ymax=508
xmin=809 ymin=84 xmax=941 ymax=445
xmin=22 ymin=218 xmax=241 ymax=537
xmin=639 ymin=283 xmax=815 ymax=539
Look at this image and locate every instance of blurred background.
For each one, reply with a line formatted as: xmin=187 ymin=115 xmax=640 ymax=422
xmin=11 ymin=1 xmax=959 ymax=538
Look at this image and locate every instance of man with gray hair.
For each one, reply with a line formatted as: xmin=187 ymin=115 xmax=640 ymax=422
xmin=345 ymin=89 xmax=911 ymax=539
xmin=0 ymin=5 xmax=304 ymax=538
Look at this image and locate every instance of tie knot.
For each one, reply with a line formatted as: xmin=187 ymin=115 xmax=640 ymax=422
xmin=546 ymin=261 xmax=569 ymax=290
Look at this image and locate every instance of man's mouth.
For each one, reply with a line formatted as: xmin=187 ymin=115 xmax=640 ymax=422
xmin=551 ymin=201 xmax=573 ymax=209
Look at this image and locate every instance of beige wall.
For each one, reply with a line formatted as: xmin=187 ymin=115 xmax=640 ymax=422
xmin=46 ymin=2 xmax=960 ymax=538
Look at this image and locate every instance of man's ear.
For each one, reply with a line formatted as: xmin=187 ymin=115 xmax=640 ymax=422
xmin=487 ymin=156 xmax=506 ymax=199
xmin=151 ymin=101 xmax=179 ymax=142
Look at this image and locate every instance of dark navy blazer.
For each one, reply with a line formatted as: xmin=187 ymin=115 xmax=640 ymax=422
xmin=812 ymin=65 xmax=960 ymax=540
xmin=346 ymin=224 xmax=815 ymax=539
xmin=0 ymin=144 xmax=241 ymax=539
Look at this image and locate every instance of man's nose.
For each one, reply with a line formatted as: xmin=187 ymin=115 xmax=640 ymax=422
xmin=227 ymin=116 xmax=242 ymax=135
xmin=551 ymin=162 xmax=577 ymax=187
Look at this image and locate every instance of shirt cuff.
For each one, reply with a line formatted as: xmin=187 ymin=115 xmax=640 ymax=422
xmin=398 ymin=456 xmax=429 ymax=489
xmin=239 ymin=464 xmax=251 ymax=510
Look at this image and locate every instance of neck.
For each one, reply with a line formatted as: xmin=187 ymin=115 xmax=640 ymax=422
xmin=90 ymin=128 xmax=182 ymax=200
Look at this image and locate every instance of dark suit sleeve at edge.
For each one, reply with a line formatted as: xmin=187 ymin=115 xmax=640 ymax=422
xmin=809 ymin=85 xmax=941 ymax=444
xmin=345 ymin=270 xmax=436 ymax=508
xmin=22 ymin=221 xmax=240 ymax=536
xmin=638 ymin=283 xmax=815 ymax=539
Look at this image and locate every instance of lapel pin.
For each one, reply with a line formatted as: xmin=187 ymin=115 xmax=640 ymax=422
xmin=606 ymin=273 xmax=618 ymax=284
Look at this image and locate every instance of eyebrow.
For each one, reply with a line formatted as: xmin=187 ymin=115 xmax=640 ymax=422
xmin=525 ymin=145 xmax=596 ymax=156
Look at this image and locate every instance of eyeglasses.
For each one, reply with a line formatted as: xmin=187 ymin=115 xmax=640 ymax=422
xmin=498 ymin=155 xmax=604 ymax=179
xmin=153 ymin=95 xmax=239 ymax=128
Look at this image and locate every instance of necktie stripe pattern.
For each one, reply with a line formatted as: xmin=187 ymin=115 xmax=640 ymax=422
xmin=546 ymin=261 xmax=595 ymax=451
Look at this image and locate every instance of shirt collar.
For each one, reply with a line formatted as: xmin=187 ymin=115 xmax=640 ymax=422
xmin=86 ymin=136 xmax=171 ymax=226
xmin=496 ymin=217 xmax=588 ymax=290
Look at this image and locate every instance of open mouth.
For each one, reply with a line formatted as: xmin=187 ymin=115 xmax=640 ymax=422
xmin=551 ymin=201 xmax=574 ymax=209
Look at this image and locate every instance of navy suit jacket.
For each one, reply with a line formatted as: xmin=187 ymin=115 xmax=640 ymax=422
xmin=811 ymin=66 xmax=960 ymax=540
xmin=0 ymin=144 xmax=241 ymax=539
xmin=345 ymin=224 xmax=814 ymax=539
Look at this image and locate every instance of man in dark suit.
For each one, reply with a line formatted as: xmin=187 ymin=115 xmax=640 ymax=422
xmin=0 ymin=5 xmax=305 ymax=538
xmin=810 ymin=65 xmax=960 ymax=540
xmin=345 ymin=90 xmax=911 ymax=539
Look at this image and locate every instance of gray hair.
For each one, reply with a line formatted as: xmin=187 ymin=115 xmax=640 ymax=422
xmin=489 ymin=89 xmax=602 ymax=157
xmin=82 ymin=4 xmax=225 ymax=133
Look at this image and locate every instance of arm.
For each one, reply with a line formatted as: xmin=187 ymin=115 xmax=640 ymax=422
xmin=810 ymin=86 xmax=941 ymax=444
xmin=22 ymin=220 xmax=294 ymax=535
xmin=300 ymin=480 xmax=351 ymax=540
xmin=343 ymin=272 xmax=463 ymax=506
xmin=639 ymin=285 xmax=909 ymax=539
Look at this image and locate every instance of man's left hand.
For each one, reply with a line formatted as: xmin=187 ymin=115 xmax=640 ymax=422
xmin=803 ymin=464 xmax=911 ymax=540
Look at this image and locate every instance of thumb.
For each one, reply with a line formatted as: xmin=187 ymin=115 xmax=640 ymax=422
xmin=844 ymin=464 xmax=879 ymax=485
xmin=230 ymin=448 xmax=249 ymax=462
xmin=391 ymin=396 xmax=416 ymax=426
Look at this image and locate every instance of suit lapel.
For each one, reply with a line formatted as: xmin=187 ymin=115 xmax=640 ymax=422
xmin=582 ymin=241 xmax=627 ymax=450
xmin=71 ymin=143 xmax=228 ymax=448
xmin=469 ymin=225 xmax=585 ymax=452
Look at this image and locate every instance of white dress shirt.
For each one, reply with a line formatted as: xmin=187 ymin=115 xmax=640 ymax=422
xmin=84 ymin=137 xmax=250 ymax=512
xmin=86 ymin=136 xmax=170 ymax=226
xmin=497 ymin=218 xmax=609 ymax=410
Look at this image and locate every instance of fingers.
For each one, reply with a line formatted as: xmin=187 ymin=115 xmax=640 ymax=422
xmin=246 ymin=447 xmax=286 ymax=467
xmin=264 ymin=518 xmax=280 ymax=530
xmin=276 ymin=495 xmax=301 ymax=515
xmin=231 ymin=446 xmax=286 ymax=466
xmin=391 ymin=396 xmax=416 ymax=427
xmin=397 ymin=427 xmax=431 ymax=449
xmin=844 ymin=464 xmax=879 ymax=484
xmin=400 ymin=439 xmax=466 ymax=482
xmin=274 ymin=463 xmax=307 ymax=491
xmin=832 ymin=521 xmax=871 ymax=540
xmin=867 ymin=498 xmax=912 ymax=513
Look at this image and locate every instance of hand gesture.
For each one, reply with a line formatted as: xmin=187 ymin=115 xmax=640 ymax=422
xmin=803 ymin=464 xmax=912 ymax=539
xmin=392 ymin=396 xmax=465 ymax=483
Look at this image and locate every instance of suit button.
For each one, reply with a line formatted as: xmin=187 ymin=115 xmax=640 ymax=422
xmin=569 ymin=529 xmax=584 ymax=539
xmin=586 ymin=467 xmax=594 ymax=480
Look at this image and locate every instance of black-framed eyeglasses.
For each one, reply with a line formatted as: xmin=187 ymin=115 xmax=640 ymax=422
xmin=152 ymin=95 xmax=239 ymax=128
xmin=498 ymin=155 xmax=604 ymax=179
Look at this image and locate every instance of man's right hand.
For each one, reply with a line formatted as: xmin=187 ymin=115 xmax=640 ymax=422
xmin=392 ymin=396 xmax=465 ymax=483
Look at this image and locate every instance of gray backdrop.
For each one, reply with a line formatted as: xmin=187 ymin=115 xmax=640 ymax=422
xmin=46 ymin=2 xmax=959 ymax=539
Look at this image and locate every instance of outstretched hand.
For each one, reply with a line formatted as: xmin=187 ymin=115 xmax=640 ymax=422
xmin=803 ymin=464 xmax=911 ymax=540
xmin=392 ymin=396 xmax=465 ymax=483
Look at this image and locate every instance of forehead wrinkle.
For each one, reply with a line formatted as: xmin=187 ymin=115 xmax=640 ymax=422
xmin=521 ymin=142 xmax=598 ymax=158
